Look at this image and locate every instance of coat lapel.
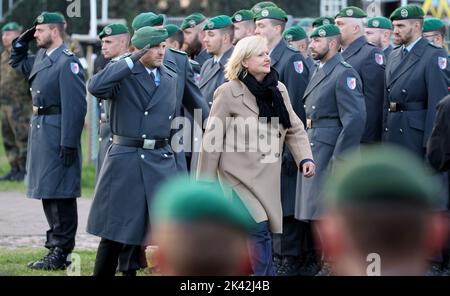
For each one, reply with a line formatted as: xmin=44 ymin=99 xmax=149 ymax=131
xmin=29 ymin=47 xmax=60 ymax=80
xmin=199 ymin=59 xmax=221 ymax=88
xmin=388 ymin=38 xmax=427 ymax=87
xmin=145 ymin=65 xmax=174 ymax=110
xmin=303 ymin=54 xmax=342 ymax=99
xmin=132 ymin=62 xmax=157 ymax=104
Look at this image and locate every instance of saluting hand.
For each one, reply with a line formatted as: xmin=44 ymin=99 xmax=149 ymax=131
xmin=130 ymin=44 xmax=152 ymax=63
xmin=302 ymin=161 xmax=315 ymax=178
xmin=17 ymin=26 xmax=36 ymax=44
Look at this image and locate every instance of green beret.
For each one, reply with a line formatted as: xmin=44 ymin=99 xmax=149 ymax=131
xmin=312 ymin=16 xmax=335 ymax=27
xmin=255 ymin=7 xmax=288 ymax=22
xmin=251 ymin=1 xmax=278 ymax=14
xmin=335 ymin=6 xmax=367 ymax=19
xmin=34 ymin=12 xmax=65 ymax=26
xmin=164 ymin=24 xmax=180 ymax=38
xmin=98 ymin=23 xmax=129 ymax=39
xmin=1 ymin=22 xmax=22 ymax=32
xmin=390 ymin=5 xmax=424 ymax=21
xmin=131 ymin=27 xmax=168 ymax=49
xmin=132 ymin=12 xmax=164 ymax=31
xmin=231 ymin=10 xmax=255 ymax=23
xmin=283 ymin=26 xmax=307 ymax=42
xmin=310 ymin=24 xmax=340 ymax=38
xmin=180 ymin=13 xmax=206 ymax=30
xmin=203 ymin=15 xmax=233 ymax=31
xmin=423 ymin=17 xmax=446 ymax=32
xmin=322 ymin=145 xmax=442 ymax=208
xmin=151 ymin=178 xmax=254 ymax=231
xmin=367 ymin=16 xmax=393 ymax=30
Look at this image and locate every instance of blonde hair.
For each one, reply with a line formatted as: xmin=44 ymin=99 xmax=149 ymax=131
xmin=224 ymin=35 xmax=268 ymax=81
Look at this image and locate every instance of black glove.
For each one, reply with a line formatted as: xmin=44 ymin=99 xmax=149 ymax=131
xmin=129 ymin=44 xmax=151 ymax=63
xmin=59 ymin=146 xmax=77 ymax=167
xmin=17 ymin=26 xmax=36 ymax=44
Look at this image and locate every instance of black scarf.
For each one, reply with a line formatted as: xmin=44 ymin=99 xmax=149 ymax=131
xmin=239 ymin=68 xmax=292 ymax=129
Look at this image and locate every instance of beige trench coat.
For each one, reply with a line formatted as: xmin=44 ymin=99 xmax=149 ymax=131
xmin=197 ymin=79 xmax=313 ymax=233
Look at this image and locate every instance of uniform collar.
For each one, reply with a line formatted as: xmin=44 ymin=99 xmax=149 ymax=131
xmin=403 ymin=37 xmax=422 ymax=52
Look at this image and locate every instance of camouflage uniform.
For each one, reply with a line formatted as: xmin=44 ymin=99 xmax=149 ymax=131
xmin=0 ymin=49 xmax=32 ymax=177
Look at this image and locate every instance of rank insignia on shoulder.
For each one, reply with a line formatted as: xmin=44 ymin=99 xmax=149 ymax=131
xmin=189 ymin=59 xmax=200 ymax=65
xmin=294 ymin=61 xmax=304 ymax=74
xmin=341 ymin=61 xmax=351 ymax=68
xmin=70 ymin=62 xmax=80 ymax=74
xmin=375 ymin=53 xmax=384 ymax=65
xmin=63 ymin=49 xmax=74 ymax=56
xmin=438 ymin=56 xmax=447 ymax=70
xmin=112 ymin=52 xmax=131 ymax=62
xmin=169 ymin=48 xmax=187 ymax=55
xmin=347 ymin=77 xmax=356 ymax=90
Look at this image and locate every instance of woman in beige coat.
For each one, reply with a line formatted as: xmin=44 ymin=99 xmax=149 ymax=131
xmin=197 ymin=35 xmax=315 ymax=276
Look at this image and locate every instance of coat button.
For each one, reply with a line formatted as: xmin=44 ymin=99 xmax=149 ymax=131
xmin=30 ymin=124 xmax=32 ymax=127
xmin=142 ymin=134 xmax=146 ymax=138
xmin=37 ymin=90 xmax=41 ymax=94
xmin=209 ymin=101 xmax=212 ymax=105
xmin=99 ymin=102 xmax=103 ymax=107
xmin=310 ymin=142 xmax=314 ymax=147
xmin=312 ymin=106 xmax=316 ymax=109
xmin=109 ymin=137 xmax=112 ymax=142
xmin=399 ymin=129 xmax=403 ymax=133
xmin=261 ymin=154 xmax=265 ymax=159
xmin=387 ymin=88 xmax=391 ymax=92
xmin=163 ymin=153 xmax=168 ymax=158
xmin=144 ymin=111 xmax=148 ymax=116
xmin=401 ymin=89 xmax=406 ymax=93
xmin=303 ymin=104 xmax=306 ymax=108
xmin=99 ymin=137 xmax=102 ymax=142
xmin=169 ymin=115 xmax=172 ymax=120
xmin=194 ymin=137 xmax=198 ymax=141
xmin=29 ymin=88 xmax=32 ymax=92
xmin=385 ymin=128 xmax=389 ymax=132
xmin=37 ymin=124 xmax=41 ymax=128
xmin=141 ymin=154 xmax=145 ymax=159
xmin=259 ymin=134 xmax=265 ymax=139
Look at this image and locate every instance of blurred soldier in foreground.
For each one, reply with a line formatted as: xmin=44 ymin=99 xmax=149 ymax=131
xmin=151 ymin=178 xmax=253 ymax=276
xmin=9 ymin=12 xmax=86 ymax=270
xmin=0 ymin=22 xmax=31 ymax=181
xmin=365 ymin=16 xmax=393 ymax=60
xmin=319 ymin=145 xmax=448 ymax=276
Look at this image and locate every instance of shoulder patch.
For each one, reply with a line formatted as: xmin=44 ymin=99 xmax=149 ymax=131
xmin=168 ymin=48 xmax=187 ymax=55
xmin=375 ymin=53 xmax=384 ymax=65
xmin=293 ymin=61 xmax=304 ymax=74
xmin=341 ymin=61 xmax=352 ymax=68
xmin=438 ymin=56 xmax=447 ymax=70
xmin=346 ymin=77 xmax=357 ymax=90
xmin=63 ymin=49 xmax=74 ymax=56
xmin=70 ymin=62 xmax=80 ymax=74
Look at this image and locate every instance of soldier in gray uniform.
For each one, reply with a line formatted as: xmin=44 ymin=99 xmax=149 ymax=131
xmin=384 ymin=5 xmax=448 ymax=158
xmin=9 ymin=12 xmax=87 ymax=270
xmin=87 ymin=27 xmax=179 ymax=276
xmin=282 ymin=26 xmax=315 ymax=69
xmin=335 ymin=6 xmax=385 ymax=144
xmin=95 ymin=24 xmax=130 ymax=179
xmin=295 ymin=24 xmax=366 ymax=274
xmin=365 ymin=16 xmax=394 ymax=61
xmin=199 ymin=15 xmax=234 ymax=107
xmin=254 ymin=6 xmax=311 ymax=275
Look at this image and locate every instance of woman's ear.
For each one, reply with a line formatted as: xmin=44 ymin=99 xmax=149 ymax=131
xmin=241 ymin=60 xmax=248 ymax=69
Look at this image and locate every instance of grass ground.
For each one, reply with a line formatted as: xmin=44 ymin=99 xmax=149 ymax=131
xmin=0 ymin=130 xmax=97 ymax=198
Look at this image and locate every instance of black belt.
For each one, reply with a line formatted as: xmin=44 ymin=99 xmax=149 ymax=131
xmin=306 ymin=118 xmax=342 ymax=129
xmin=388 ymin=101 xmax=427 ymax=112
xmin=32 ymin=105 xmax=61 ymax=115
xmin=112 ymin=135 xmax=168 ymax=149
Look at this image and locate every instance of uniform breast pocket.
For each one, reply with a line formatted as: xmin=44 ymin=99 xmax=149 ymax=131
xmin=43 ymin=115 xmax=61 ymax=128
xmin=407 ymin=113 xmax=425 ymax=132
xmin=313 ymin=128 xmax=340 ymax=146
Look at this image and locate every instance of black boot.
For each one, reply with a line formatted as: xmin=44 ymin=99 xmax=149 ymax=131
xmin=28 ymin=247 xmax=71 ymax=270
xmin=277 ymin=256 xmax=303 ymax=276
xmin=0 ymin=166 xmax=18 ymax=181
xmin=298 ymin=252 xmax=321 ymax=276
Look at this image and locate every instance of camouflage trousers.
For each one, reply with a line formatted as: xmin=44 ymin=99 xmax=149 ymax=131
xmin=0 ymin=103 xmax=31 ymax=171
